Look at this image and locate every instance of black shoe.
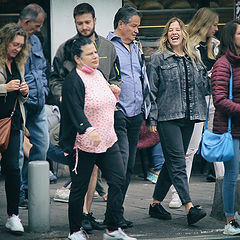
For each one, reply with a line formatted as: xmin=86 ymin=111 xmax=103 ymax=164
xmin=187 ymin=205 xmax=206 ymax=225
xmin=119 ymin=217 xmax=133 ymax=229
xmin=149 ymin=203 xmax=172 ymax=220
xmin=81 ymin=213 xmax=92 ymax=231
xmin=87 ymin=212 xmax=106 ymax=230
xmin=19 ymin=197 xmax=28 ymax=209
xmin=206 ymin=174 xmax=216 ymax=182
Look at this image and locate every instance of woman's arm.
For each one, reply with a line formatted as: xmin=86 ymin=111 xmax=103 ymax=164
xmin=211 ymin=60 xmax=240 ymax=116
xmin=146 ymin=55 xmax=160 ymax=127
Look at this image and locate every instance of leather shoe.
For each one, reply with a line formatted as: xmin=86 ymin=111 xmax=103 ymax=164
xmin=149 ymin=203 xmax=172 ymax=220
xmin=81 ymin=213 xmax=92 ymax=231
xmin=87 ymin=212 xmax=106 ymax=230
xmin=119 ymin=217 xmax=133 ymax=229
xmin=187 ymin=205 xmax=206 ymax=225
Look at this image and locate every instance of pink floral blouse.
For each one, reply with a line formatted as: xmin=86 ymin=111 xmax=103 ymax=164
xmin=74 ymin=69 xmax=117 ymax=154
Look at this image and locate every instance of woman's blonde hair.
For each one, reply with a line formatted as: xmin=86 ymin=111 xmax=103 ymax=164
xmin=0 ymin=23 xmax=30 ymax=69
xmin=187 ymin=8 xmax=218 ymax=60
xmin=159 ymin=17 xmax=202 ymax=67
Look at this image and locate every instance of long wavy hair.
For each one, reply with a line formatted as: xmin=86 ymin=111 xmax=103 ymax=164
xmin=159 ymin=17 xmax=201 ymax=67
xmin=0 ymin=23 xmax=30 ymax=69
xmin=187 ymin=8 xmax=219 ymax=60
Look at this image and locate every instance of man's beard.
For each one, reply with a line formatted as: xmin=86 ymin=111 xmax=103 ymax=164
xmin=77 ymin=27 xmax=95 ymax=38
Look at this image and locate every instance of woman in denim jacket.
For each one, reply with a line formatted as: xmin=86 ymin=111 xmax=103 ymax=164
xmin=168 ymin=7 xmax=223 ymax=209
xmin=147 ymin=17 xmax=208 ymax=225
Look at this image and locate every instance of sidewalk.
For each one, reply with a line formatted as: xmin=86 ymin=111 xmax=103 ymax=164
xmin=0 ymin=174 xmax=239 ymax=240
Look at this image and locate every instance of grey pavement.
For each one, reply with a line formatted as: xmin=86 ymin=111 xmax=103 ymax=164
xmin=0 ymin=174 xmax=239 ymax=240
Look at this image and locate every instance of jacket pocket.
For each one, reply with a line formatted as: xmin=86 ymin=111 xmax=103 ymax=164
xmin=160 ymin=63 xmax=178 ymax=82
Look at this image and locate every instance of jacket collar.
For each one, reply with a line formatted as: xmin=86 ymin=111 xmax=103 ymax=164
xmin=226 ymin=49 xmax=240 ymax=66
xmin=107 ymin=31 xmax=119 ymax=42
xmin=73 ymin=32 xmax=101 ymax=51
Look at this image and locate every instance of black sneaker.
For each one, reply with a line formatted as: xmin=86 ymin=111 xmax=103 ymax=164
xmin=19 ymin=197 xmax=28 ymax=209
xmin=87 ymin=212 xmax=106 ymax=230
xmin=149 ymin=203 xmax=172 ymax=220
xmin=187 ymin=205 xmax=206 ymax=225
xmin=119 ymin=217 xmax=133 ymax=229
xmin=81 ymin=213 xmax=92 ymax=231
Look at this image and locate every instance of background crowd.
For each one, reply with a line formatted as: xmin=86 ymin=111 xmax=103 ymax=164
xmin=0 ymin=2 xmax=240 ymax=240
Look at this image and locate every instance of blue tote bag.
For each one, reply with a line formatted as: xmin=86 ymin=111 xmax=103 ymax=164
xmin=200 ymin=62 xmax=234 ymax=162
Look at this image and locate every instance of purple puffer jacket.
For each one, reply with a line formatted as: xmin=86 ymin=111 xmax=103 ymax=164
xmin=211 ymin=49 xmax=240 ymax=137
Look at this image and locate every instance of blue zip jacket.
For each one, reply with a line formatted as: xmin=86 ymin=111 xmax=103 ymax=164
xmin=24 ymin=34 xmax=48 ymax=113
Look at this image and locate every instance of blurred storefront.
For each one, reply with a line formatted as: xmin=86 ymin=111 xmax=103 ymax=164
xmin=0 ymin=0 xmax=236 ymax=63
xmin=123 ymin=0 xmax=234 ymax=61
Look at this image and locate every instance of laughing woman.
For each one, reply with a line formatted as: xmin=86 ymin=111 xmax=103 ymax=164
xmin=147 ymin=17 xmax=208 ymax=225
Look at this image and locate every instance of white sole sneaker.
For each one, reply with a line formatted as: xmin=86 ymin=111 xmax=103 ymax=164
xmin=103 ymin=228 xmax=137 ymax=240
xmin=53 ymin=197 xmax=69 ymax=203
xmin=223 ymin=220 xmax=240 ymax=235
xmin=169 ymin=200 xmax=182 ymax=209
xmin=5 ymin=215 xmax=24 ymax=234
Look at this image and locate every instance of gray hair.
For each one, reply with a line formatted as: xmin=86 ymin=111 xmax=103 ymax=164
xmin=19 ymin=3 xmax=46 ymax=22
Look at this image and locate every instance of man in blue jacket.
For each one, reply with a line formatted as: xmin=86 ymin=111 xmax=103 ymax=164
xmin=18 ymin=3 xmax=49 ymax=205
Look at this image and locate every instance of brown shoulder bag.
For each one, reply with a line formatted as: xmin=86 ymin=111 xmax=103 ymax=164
xmin=0 ymin=100 xmax=17 ymax=153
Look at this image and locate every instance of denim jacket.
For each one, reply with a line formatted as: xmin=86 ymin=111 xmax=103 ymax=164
xmin=24 ymin=35 xmax=48 ymax=113
xmin=147 ymin=51 xmax=209 ymax=125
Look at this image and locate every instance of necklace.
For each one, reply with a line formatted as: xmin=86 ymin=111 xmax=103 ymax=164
xmin=199 ymin=42 xmax=207 ymax=48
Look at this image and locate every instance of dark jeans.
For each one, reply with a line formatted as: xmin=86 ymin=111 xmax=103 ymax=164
xmin=153 ymin=119 xmax=194 ymax=204
xmin=47 ymin=142 xmax=68 ymax=165
xmin=68 ymin=142 xmax=125 ymax=233
xmin=1 ymin=129 xmax=20 ymax=216
xmin=114 ymin=110 xmax=143 ymax=213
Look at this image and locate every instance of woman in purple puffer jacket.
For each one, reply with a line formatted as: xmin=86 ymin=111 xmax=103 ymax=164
xmin=211 ymin=20 xmax=240 ymax=236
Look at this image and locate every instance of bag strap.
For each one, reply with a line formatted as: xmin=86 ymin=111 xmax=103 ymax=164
xmin=10 ymin=100 xmax=17 ymax=118
xmin=228 ymin=62 xmax=233 ymax=132
xmin=204 ymin=60 xmax=233 ymax=132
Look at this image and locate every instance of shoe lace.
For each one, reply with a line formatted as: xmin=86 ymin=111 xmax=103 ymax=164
xmin=230 ymin=220 xmax=240 ymax=228
xmin=88 ymin=212 xmax=101 ymax=224
xmin=12 ymin=214 xmax=21 ymax=222
xmin=88 ymin=212 xmax=95 ymax=220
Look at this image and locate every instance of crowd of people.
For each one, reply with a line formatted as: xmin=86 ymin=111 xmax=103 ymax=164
xmin=0 ymin=2 xmax=240 ymax=240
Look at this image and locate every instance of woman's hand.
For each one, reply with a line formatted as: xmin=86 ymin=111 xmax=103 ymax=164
xmin=6 ymin=79 xmax=20 ymax=92
xmin=148 ymin=125 xmax=157 ymax=133
xmin=88 ymin=129 xmax=101 ymax=147
xmin=109 ymin=84 xmax=121 ymax=101
xmin=19 ymin=82 xmax=29 ymax=96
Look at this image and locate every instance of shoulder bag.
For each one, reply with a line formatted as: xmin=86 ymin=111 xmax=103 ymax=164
xmin=200 ymin=62 xmax=234 ymax=162
xmin=0 ymin=100 xmax=17 ymax=153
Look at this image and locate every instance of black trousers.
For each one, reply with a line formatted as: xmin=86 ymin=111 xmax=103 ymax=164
xmin=1 ymin=129 xmax=20 ymax=216
xmin=153 ymin=119 xmax=194 ymax=204
xmin=114 ymin=110 xmax=143 ymax=214
xmin=68 ymin=142 xmax=125 ymax=233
